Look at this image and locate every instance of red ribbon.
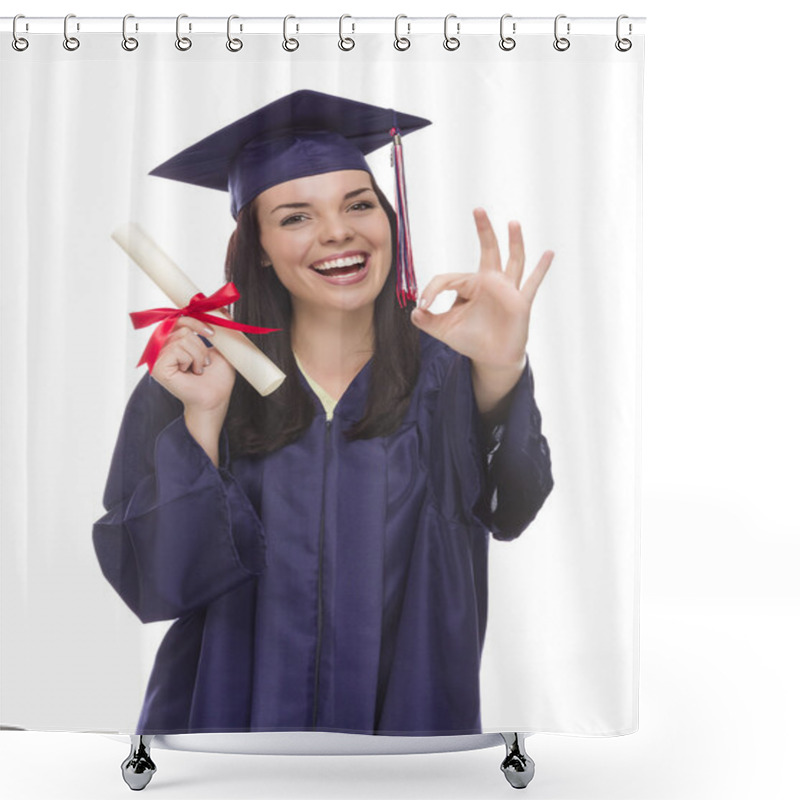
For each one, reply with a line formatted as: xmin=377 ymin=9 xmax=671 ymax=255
xmin=129 ymin=282 xmax=281 ymax=372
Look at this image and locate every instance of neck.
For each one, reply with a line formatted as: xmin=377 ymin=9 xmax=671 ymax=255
xmin=290 ymin=301 xmax=375 ymax=375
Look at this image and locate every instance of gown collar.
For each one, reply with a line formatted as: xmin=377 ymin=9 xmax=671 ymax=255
xmin=293 ymin=331 xmax=435 ymax=424
xmin=294 ymin=353 xmax=374 ymax=423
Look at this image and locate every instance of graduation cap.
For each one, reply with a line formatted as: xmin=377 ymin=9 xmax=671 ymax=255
xmin=149 ymin=89 xmax=432 ymax=307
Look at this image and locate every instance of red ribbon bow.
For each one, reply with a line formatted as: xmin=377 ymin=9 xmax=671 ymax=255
xmin=129 ymin=282 xmax=281 ymax=372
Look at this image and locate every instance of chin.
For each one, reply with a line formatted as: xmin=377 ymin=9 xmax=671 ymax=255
xmin=339 ymin=279 xmax=389 ymax=309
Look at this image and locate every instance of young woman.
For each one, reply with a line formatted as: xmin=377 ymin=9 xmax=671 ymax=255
xmin=93 ymin=90 xmax=554 ymax=736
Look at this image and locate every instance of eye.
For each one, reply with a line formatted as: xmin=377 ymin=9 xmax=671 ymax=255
xmin=348 ymin=200 xmax=376 ymax=212
xmin=280 ymin=213 xmax=308 ymax=226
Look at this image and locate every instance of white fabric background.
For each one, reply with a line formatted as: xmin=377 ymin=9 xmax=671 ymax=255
xmin=0 ymin=29 xmax=642 ymax=736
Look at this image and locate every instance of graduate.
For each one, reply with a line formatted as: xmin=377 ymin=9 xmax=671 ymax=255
xmin=93 ymin=90 xmax=554 ymax=736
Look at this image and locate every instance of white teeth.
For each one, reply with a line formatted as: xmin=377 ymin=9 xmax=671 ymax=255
xmin=312 ymin=255 xmax=366 ymax=271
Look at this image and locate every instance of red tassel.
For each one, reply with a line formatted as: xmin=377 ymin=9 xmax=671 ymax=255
xmin=390 ymin=127 xmax=418 ymax=308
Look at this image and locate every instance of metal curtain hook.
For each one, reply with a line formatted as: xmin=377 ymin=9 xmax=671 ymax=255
xmin=394 ymin=14 xmax=410 ymax=51
xmin=227 ymin=15 xmax=243 ymax=51
xmin=553 ymin=14 xmax=570 ymax=51
xmin=122 ymin=14 xmax=139 ymax=51
xmin=499 ymin=13 xmax=516 ymax=51
xmin=443 ymin=14 xmax=460 ymax=51
xmin=283 ymin=15 xmax=299 ymax=51
xmin=12 ymin=14 xmax=29 ymax=51
xmin=339 ymin=14 xmax=355 ymax=51
xmin=175 ymin=14 xmax=192 ymax=51
xmin=63 ymin=13 xmax=80 ymax=51
xmin=615 ymin=14 xmax=632 ymax=51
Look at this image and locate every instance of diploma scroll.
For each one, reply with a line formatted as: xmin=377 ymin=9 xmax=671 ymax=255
xmin=112 ymin=222 xmax=285 ymax=396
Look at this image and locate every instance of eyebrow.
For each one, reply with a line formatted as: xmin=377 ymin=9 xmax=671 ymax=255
xmin=270 ymin=187 xmax=373 ymax=215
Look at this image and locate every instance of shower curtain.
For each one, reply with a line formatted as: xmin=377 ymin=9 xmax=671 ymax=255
xmin=0 ymin=17 xmax=643 ymax=738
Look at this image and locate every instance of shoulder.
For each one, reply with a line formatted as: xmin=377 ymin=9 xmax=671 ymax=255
xmin=419 ymin=330 xmax=463 ymax=369
xmin=132 ymin=371 xmax=181 ymax=407
xmin=417 ymin=330 xmax=469 ymax=391
xmin=122 ymin=371 xmax=183 ymax=429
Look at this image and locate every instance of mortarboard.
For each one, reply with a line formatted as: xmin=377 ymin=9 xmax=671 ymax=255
xmin=149 ymin=90 xmax=432 ymax=306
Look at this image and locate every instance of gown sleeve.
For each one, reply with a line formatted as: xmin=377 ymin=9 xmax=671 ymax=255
xmin=92 ymin=374 xmax=266 ymax=623
xmin=430 ymin=351 xmax=554 ymax=541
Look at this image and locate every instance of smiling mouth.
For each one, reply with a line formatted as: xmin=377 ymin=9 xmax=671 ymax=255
xmin=310 ymin=253 xmax=368 ymax=277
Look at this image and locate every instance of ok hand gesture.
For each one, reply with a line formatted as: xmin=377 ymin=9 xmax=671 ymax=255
xmin=410 ymin=208 xmax=553 ymax=371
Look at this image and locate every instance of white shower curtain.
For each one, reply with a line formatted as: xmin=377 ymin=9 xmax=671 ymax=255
xmin=0 ymin=19 xmax=643 ymax=737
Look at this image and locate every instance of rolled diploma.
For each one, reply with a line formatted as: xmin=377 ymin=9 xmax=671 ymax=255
xmin=112 ymin=222 xmax=285 ymax=396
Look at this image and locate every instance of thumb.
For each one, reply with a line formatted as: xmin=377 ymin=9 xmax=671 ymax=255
xmin=411 ymin=307 xmax=446 ymax=340
xmin=410 ymin=306 xmax=429 ymax=330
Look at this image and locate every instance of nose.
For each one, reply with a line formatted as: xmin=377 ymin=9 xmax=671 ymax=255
xmin=318 ymin=212 xmax=354 ymax=244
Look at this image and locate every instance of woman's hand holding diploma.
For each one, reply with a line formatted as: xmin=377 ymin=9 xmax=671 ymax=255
xmin=410 ymin=208 xmax=553 ymax=416
xmin=152 ymin=315 xmax=236 ymax=467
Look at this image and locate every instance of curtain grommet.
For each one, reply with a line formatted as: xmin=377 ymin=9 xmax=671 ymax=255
xmin=499 ymin=14 xmax=516 ymax=51
xmin=282 ymin=15 xmax=299 ymax=52
xmin=443 ymin=14 xmax=460 ymax=51
xmin=63 ymin=13 xmax=80 ymax=51
xmin=175 ymin=14 xmax=192 ymax=51
xmin=553 ymin=14 xmax=570 ymax=52
xmin=394 ymin=15 xmax=411 ymax=51
xmin=12 ymin=15 xmax=29 ymax=51
xmin=615 ymin=15 xmax=632 ymax=52
xmin=338 ymin=15 xmax=355 ymax=51
xmin=121 ymin=14 xmax=139 ymax=52
xmin=226 ymin=15 xmax=243 ymax=52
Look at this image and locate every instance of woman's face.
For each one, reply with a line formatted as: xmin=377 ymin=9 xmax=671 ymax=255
xmin=254 ymin=169 xmax=393 ymax=315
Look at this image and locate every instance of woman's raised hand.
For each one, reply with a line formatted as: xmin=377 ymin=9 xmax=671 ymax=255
xmin=410 ymin=208 xmax=553 ymax=369
xmin=151 ymin=314 xmax=236 ymax=415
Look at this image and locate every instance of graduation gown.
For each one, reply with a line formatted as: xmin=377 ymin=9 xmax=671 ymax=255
xmin=93 ymin=330 xmax=553 ymax=735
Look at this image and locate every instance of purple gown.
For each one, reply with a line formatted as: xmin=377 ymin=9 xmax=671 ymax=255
xmin=93 ymin=331 xmax=553 ymax=735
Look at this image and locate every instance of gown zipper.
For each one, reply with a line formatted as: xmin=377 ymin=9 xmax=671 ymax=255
xmin=311 ymin=417 xmax=332 ymax=729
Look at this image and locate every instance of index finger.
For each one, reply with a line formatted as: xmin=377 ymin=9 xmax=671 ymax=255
xmin=174 ymin=315 xmax=216 ymax=337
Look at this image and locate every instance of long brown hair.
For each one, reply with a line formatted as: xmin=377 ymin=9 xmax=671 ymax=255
xmin=223 ymin=176 xmax=421 ymax=455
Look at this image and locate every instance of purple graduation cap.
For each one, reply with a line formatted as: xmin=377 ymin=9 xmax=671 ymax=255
xmin=149 ymin=89 xmax=432 ymax=308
